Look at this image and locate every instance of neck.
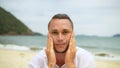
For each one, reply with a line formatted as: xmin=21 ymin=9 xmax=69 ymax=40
xmin=55 ymin=52 xmax=66 ymax=67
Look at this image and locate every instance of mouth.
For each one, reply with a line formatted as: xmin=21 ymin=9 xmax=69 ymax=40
xmin=55 ymin=43 xmax=66 ymax=48
xmin=54 ymin=43 xmax=69 ymax=53
xmin=55 ymin=43 xmax=65 ymax=46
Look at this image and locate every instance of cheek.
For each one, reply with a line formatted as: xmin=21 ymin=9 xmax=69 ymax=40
xmin=51 ymin=35 xmax=57 ymax=43
xmin=65 ymin=35 xmax=71 ymax=43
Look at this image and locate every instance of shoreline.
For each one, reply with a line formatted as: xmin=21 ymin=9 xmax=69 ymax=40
xmin=0 ymin=49 xmax=120 ymax=68
xmin=0 ymin=49 xmax=36 ymax=68
xmin=1 ymin=43 xmax=120 ymax=61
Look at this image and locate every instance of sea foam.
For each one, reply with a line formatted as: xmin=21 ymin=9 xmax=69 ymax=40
xmin=0 ymin=44 xmax=30 ymax=51
xmin=94 ymin=52 xmax=120 ymax=61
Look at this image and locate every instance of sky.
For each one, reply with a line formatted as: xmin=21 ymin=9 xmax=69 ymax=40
xmin=0 ymin=0 xmax=120 ymax=36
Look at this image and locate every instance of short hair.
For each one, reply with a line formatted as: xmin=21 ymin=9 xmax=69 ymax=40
xmin=48 ymin=13 xmax=73 ymax=30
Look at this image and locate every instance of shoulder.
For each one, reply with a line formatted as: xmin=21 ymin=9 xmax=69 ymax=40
xmin=32 ymin=48 xmax=46 ymax=61
xmin=28 ymin=48 xmax=47 ymax=68
xmin=75 ymin=47 xmax=95 ymax=68
xmin=76 ymin=47 xmax=93 ymax=57
xmin=75 ymin=47 xmax=94 ymax=62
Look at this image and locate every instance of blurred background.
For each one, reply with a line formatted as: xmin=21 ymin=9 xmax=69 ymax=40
xmin=0 ymin=0 xmax=120 ymax=53
xmin=0 ymin=0 xmax=120 ymax=68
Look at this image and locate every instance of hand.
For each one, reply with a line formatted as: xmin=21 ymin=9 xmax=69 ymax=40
xmin=65 ymin=32 xmax=76 ymax=68
xmin=46 ymin=33 xmax=56 ymax=68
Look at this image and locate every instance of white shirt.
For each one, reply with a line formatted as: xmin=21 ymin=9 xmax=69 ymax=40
xmin=29 ymin=47 xmax=95 ymax=68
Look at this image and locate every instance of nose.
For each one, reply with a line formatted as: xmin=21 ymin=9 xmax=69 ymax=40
xmin=58 ymin=33 xmax=64 ymax=41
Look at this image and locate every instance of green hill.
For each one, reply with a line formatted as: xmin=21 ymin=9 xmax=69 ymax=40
xmin=0 ymin=7 xmax=34 ymax=35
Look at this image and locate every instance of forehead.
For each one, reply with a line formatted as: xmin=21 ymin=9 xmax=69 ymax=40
xmin=49 ymin=19 xmax=72 ymax=31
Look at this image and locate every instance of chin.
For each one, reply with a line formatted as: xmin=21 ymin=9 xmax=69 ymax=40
xmin=54 ymin=46 xmax=68 ymax=53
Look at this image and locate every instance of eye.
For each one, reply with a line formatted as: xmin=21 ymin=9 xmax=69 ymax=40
xmin=62 ymin=31 xmax=69 ymax=35
xmin=51 ymin=31 xmax=58 ymax=35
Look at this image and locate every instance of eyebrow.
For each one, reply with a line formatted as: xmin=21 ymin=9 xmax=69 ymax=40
xmin=62 ymin=29 xmax=70 ymax=32
xmin=50 ymin=28 xmax=71 ymax=32
xmin=51 ymin=29 xmax=58 ymax=32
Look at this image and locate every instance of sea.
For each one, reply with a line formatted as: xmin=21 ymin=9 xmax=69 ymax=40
xmin=0 ymin=35 xmax=120 ymax=57
xmin=0 ymin=35 xmax=120 ymax=54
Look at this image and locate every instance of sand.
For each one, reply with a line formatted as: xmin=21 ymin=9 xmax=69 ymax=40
xmin=0 ymin=49 xmax=120 ymax=68
xmin=0 ymin=49 xmax=36 ymax=68
xmin=96 ymin=59 xmax=120 ymax=68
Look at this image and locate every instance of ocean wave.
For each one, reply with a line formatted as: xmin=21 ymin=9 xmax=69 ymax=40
xmin=0 ymin=44 xmax=42 ymax=51
xmin=94 ymin=52 xmax=120 ymax=61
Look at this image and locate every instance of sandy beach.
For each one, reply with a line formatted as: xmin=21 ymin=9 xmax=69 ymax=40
xmin=0 ymin=49 xmax=36 ymax=68
xmin=0 ymin=49 xmax=120 ymax=68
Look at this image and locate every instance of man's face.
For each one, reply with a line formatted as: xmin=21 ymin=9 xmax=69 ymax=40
xmin=49 ymin=19 xmax=73 ymax=53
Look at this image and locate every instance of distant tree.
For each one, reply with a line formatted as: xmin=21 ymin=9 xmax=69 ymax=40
xmin=113 ymin=34 xmax=120 ymax=37
xmin=0 ymin=7 xmax=33 ymax=35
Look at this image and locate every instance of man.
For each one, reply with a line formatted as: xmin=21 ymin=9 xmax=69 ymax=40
xmin=29 ymin=14 xmax=95 ymax=68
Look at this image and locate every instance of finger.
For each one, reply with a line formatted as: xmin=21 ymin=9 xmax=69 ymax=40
xmin=46 ymin=33 xmax=52 ymax=49
xmin=46 ymin=33 xmax=50 ymax=50
xmin=49 ymin=34 xmax=53 ymax=49
xmin=69 ymin=32 xmax=73 ymax=50
xmin=73 ymin=35 xmax=76 ymax=49
xmin=72 ymin=33 xmax=76 ymax=51
xmin=70 ymin=32 xmax=76 ymax=51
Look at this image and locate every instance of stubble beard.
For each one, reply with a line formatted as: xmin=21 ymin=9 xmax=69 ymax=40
xmin=54 ymin=44 xmax=69 ymax=53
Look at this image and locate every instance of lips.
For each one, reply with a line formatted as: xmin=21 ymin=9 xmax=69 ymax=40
xmin=55 ymin=43 xmax=65 ymax=46
xmin=56 ymin=42 xmax=65 ymax=45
